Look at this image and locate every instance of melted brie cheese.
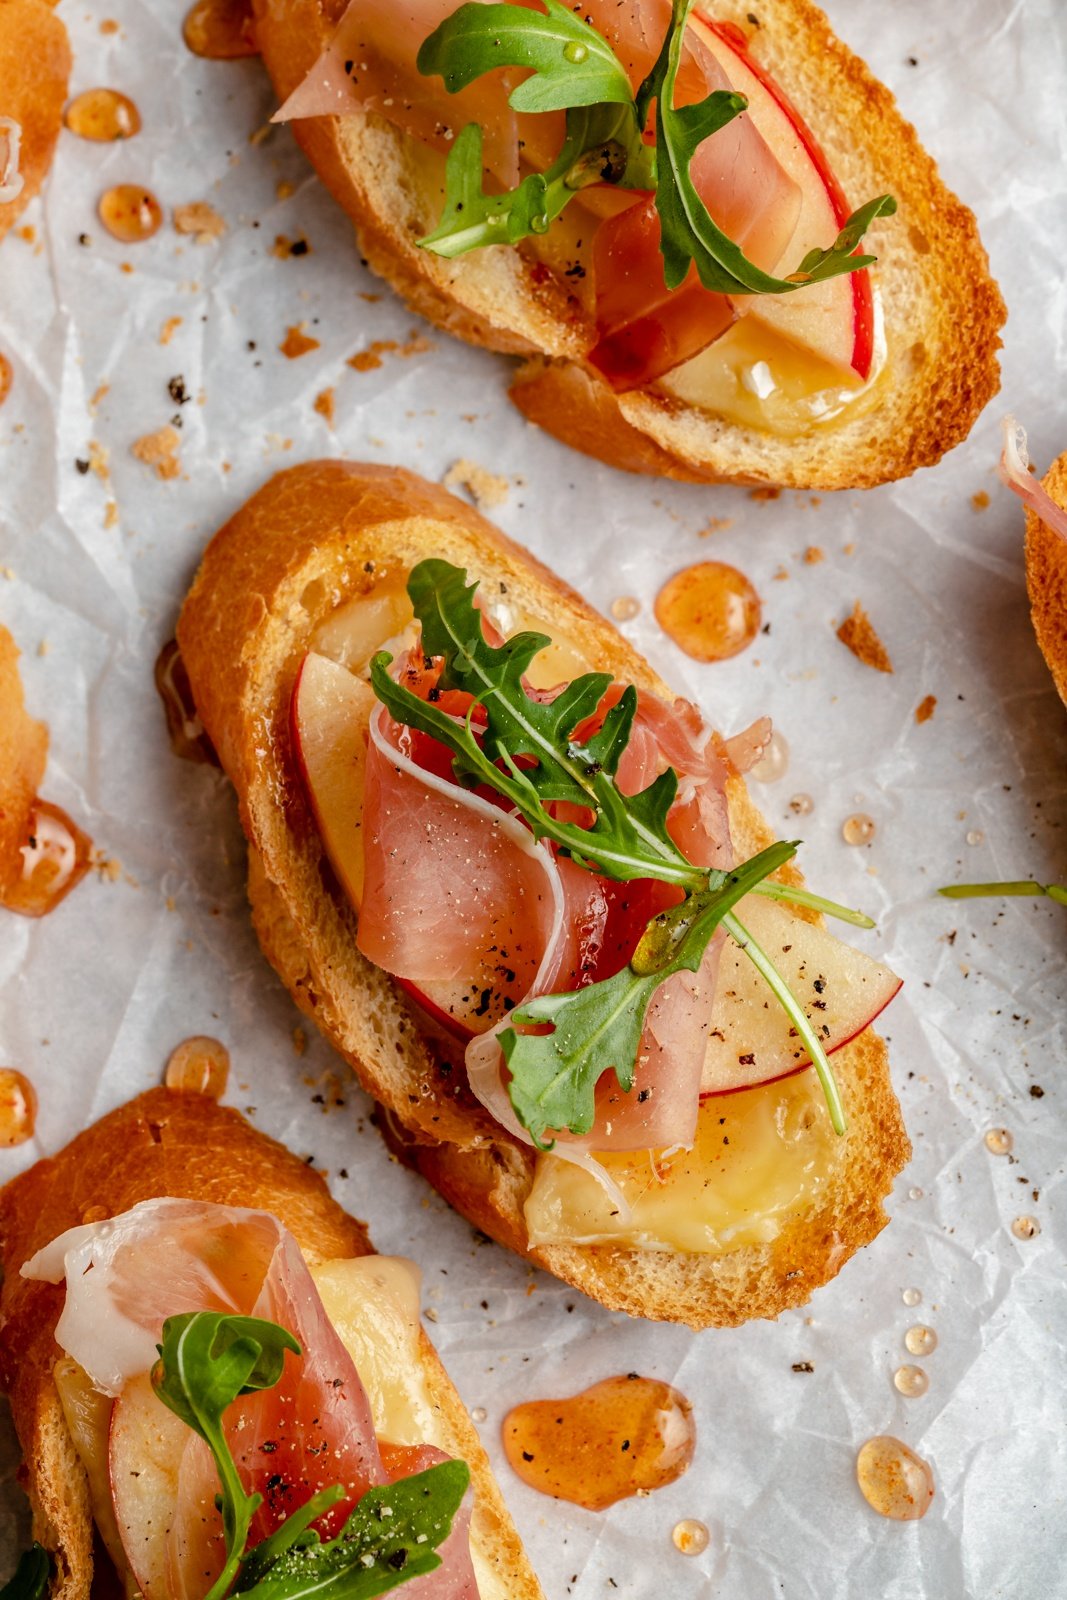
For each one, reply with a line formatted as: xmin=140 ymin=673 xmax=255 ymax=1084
xmin=525 ymin=1070 xmax=842 ymax=1254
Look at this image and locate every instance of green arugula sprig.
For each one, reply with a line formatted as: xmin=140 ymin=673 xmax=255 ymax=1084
xmin=938 ymin=880 xmax=1067 ymax=906
xmin=0 ymin=1546 xmax=49 ymax=1600
xmin=151 ymin=1313 xmax=469 ymax=1600
xmin=371 ymin=560 xmax=875 ymax=1142
xmin=416 ymin=0 xmax=895 ymax=296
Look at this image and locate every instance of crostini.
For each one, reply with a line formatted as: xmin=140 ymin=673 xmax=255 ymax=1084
xmin=0 ymin=0 xmax=70 ymax=241
xmin=0 ymin=1087 xmax=542 ymax=1600
xmin=255 ymin=0 xmax=1004 ymax=490
xmin=1000 ymin=419 xmax=1067 ymax=709
xmin=177 ymin=460 xmax=910 ymax=1329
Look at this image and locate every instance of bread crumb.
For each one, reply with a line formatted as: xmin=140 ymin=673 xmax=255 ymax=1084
xmin=120 ymin=262 xmax=135 ymax=275
xmin=313 ymin=387 xmax=335 ymax=428
xmin=131 ymin=425 xmax=181 ymax=480
xmin=915 ymin=694 xmax=937 ymax=724
xmin=92 ymin=852 xmax=123 ymax=882
xmin=173 ymin=202 xmax=226 ymax=244
xmin=88 ymin=440 xmax=110 ymax=480
xmin=18 ymin=225 xmax=35 ymax=243
xmin=698 ymin=516 xmax=733 ymax=537
xmin=749 ymin=486 xmax=781 ymax=502
xmin=444 ymin=458 xmax=510 ymax=510
xmin=842 ymin=541 xmax=856 ymax=556
xmin=972 ymin=490 xmax=990 ymax=511
xmin=159 ymin=315 xmax=182 ymax=346
xmin=280 ymin=325 xmax=320 ymax=360
xmin=37 ymin=640 xmax=48 ymax=657
xmin=836 ymin=601 xmax=893 ymax=673
xmin=103 ymin=500 xmax=118 ymax=529
xmin=0 ymin=567 xmax=13 ymax=580
xmin=272 ymin=233 xmax=311 ymax=260
xmin=99 ymin=16 xmax=119 ymax=32
xmin=292 ymin=1027 xmax=308 ymax=1057
xmin=347 ymin=330 xmax=431 ymax=372
xmin=772 ymin=565 xmax=789 ymax=581
xmin=89 ymin=382 xmax=109 ymax=413
xmin=803 ymin=545 xmax=824 ymax=564
xmin=276 ymin=180 xmax=295 ymax=201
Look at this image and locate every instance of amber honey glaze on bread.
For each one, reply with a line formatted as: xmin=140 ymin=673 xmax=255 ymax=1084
xmin=250 ymin=0 xmax=1004 ymax=489
xmin=0 ymin=1088 xmax=543 ymax=1600
xmin=176 ymin=461 xmax=910 ymax=1329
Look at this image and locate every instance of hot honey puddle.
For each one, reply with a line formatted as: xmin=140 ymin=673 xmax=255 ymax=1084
xmin=655 ymin=560 xmax=761 ymax=662
xmin=2 ymin=801 xmax=92 ymax=918
xmin=0 ymin=1070 xmax=36 ymax=1147
xmin=154 ymin=639 xmax=219 ymax=764
xmin=182 ymin=0 xmax=258 ymax=58
xmin=502 ymin=1374 xmax=695 ymax=1511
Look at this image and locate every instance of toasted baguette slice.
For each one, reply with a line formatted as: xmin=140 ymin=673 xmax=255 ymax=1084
xmin=177 ymin=460 xmax=910 ymax=1329
xmin=0 ymin=1087 xmax=543 ymax=1600
xmin=0 ymin=0 xmax=70 ymax=242
xmin=251 ymin=0 xmax=1003 ymax=490
xmin=1024 ymin=453 xmax=1067 ymax=707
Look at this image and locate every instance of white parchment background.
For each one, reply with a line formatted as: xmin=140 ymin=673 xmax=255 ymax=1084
xmin=1 ymin=1 xmax=1065 ymax=1595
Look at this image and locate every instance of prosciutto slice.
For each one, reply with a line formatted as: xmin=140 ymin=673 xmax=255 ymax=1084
xmin=999 ymin=415 xmax=1067 ymax=543
xmin=24 ymin=1200 xmax=476 ymax=1600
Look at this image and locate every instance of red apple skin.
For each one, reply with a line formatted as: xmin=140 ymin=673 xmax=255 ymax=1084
xmin=694 ymin=12 xmax=874 ymax=379
xmin=699 ymin=975 xmax=902 ymax=1100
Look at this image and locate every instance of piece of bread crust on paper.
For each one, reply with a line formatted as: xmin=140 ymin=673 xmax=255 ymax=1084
xmin=1024 ymin=453 xmax=1067 ymax=707
xmin=0 ymin=1087 xmax=543 ymax=1600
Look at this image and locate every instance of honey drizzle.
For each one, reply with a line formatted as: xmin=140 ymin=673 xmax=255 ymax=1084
xmin=182 ymin=0 xmax=259 ymax=59
xmin=856 ymin=1436 xmax=934 ymax=1520
xmin=98 ymin=184 xmax=163 ymax=243
xmin=0 ymin=1069 xmax=36 ymax=1147
xmin=0 ymin=352 xmax=11 ymax=407
xmin=502 ymin=1375 xmax=695 ymax=1510
xmin=1 ymin=801 xmax=92 ymax=918
xmin=654 ymin=561 xmax=761 ymax=662
xmin=64 ymin=88 xmax=141 ymax=142
xmin=154 ymin=640 xmax=219 ymax=765
xmin=165 ymin=1036 xmax=230 ymax=1098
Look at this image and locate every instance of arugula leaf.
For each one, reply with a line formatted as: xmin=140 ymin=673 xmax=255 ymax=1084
xmin=0 ymin=1547 xmax=49 ymax=1600
xmin=938 ymin=879 xmax=1067 ymax=905
xmin=501 ymin=842 xmax=795 ymax=1145
xmin=643 ymin=0 xmax=896 ymax=295
xmin=371 ymin=560 xmax=700 ymax=887
xmin=420 ymin=103 xmax=653 ymax=259
xmin=416 ymin=0 xmax=894 ymax=298
xmin=416 ymin=0 xmax=633 ymax=112
xmin=233 ymin=1464 xmax=470 ymax=1600
xmin=152 ymin=1312 xmax=469 ymax=1600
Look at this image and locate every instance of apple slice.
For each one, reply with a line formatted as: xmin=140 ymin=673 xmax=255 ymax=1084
xmin=702 ymin=895 xmax=900 ymax=1095
xmin=691 ymin=13 xmax=874 ymax=379
xmin=292 ymin=651 xmax=376 ymax=908
xmin=109 ymin=1373 xmax=190 ymax=1600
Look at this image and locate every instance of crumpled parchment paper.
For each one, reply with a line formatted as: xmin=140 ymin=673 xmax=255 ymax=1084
xmin=1 ymin=0 xmax=1065 ymax=1594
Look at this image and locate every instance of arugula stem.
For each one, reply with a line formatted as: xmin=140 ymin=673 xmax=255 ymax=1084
xmin=722 ymin=909 xmax=847 ymax=1136
xmin=938 ymin=880 xmax=1067 ymax=903
xmin=753 ymin=880 xmax=875 ymax=929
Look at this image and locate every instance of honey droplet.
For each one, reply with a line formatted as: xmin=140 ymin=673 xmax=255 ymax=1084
xmin=905 ymin=1325 xmax=938 ymax=1357
xmin=654 ymin=561 xmax=761 ymax=663
xmin=2 ymin=801 xmax=92 ymax=918
xmin=908 ymin=1186 xmax=924 ymax=1200
xmin=502 ymin=1375 xmax=695 ymax=1511
xmin=64 ymin=88 xmax=141 ymax=142
xmin=0 ymin=1070 xmax=37 ymax=1148
xmin=842 ymin=812 xmax=876 ymax=846
xmin=984 ymin=1126 xmax=1013 ymax=1155
xmin=965 ymin=829 xmax=984 ymax=846
xmin=470 ymin=1406 xmax=487 ymax=1424
xmin=901 ymin=1287 xmax=922 ymax=1307
xmin=183 ymin=0 xmax=259 ymax=58
xmin=1011 ymin=1214 xmax=1040 ymax=1240
xmin=750 ymin=729 xmax=789 ymax=784
xmin=788 ymin=792 xmax=813 ymax=816
xmin=671 ymin=1519 xmax=710 ymax=1556
xmin=165 ymin=1036 xmax=230 ymax=1099
xmin=0 ymin=352 xmax=11 ymax=408
xmin=154 ymin=640 xmax=220 ymax=765
xmin=893 ymin=1364 xmax=930 ymax=1398
xmin=856 ymin=1436 xmax=934 ymax=1521
xmin=98 ymin=184 xmax=163 ymax=243
xmin=611 ymin=595 xmax=641 ymax=622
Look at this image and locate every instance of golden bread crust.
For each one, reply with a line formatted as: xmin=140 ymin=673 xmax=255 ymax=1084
xmin=0 ymin=0 xmax=71 ymax=242
xmin=1025 ymin=454 xmax=1067 ymax=707
xmin=251 ymin=0 xmax=1003 ymax=489
xmin=178 ymin=461 xmax=910 ymax=1329
xmin=0 ymin=623 xmax=48 ymax=897
xmin=0 ymin=1088 xmax=542 ymax=1600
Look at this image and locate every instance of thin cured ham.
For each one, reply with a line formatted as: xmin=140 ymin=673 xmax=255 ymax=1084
xmin=24 ymin=1199 xmax=476 ymax=1600
xmin=1000 ymin=415 xmax=1067 ymax=543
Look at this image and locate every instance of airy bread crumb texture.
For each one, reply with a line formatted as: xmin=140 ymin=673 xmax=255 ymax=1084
xmin=836 ymin=600 xmax=893 ymax=673
xmin=0 ymin=1089 xmax=543 ymax=1600
xmin=177 ymin=460 xmax=911 ymax=1330
xmin=251 ymin=0 xmax=1004 ymax=489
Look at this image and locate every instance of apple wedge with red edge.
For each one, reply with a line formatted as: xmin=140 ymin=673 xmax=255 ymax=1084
xmin=108 ymin=1373 xmax=188 ymax=1600
xmin=692 ymin=14 xmax=876 ymax=379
